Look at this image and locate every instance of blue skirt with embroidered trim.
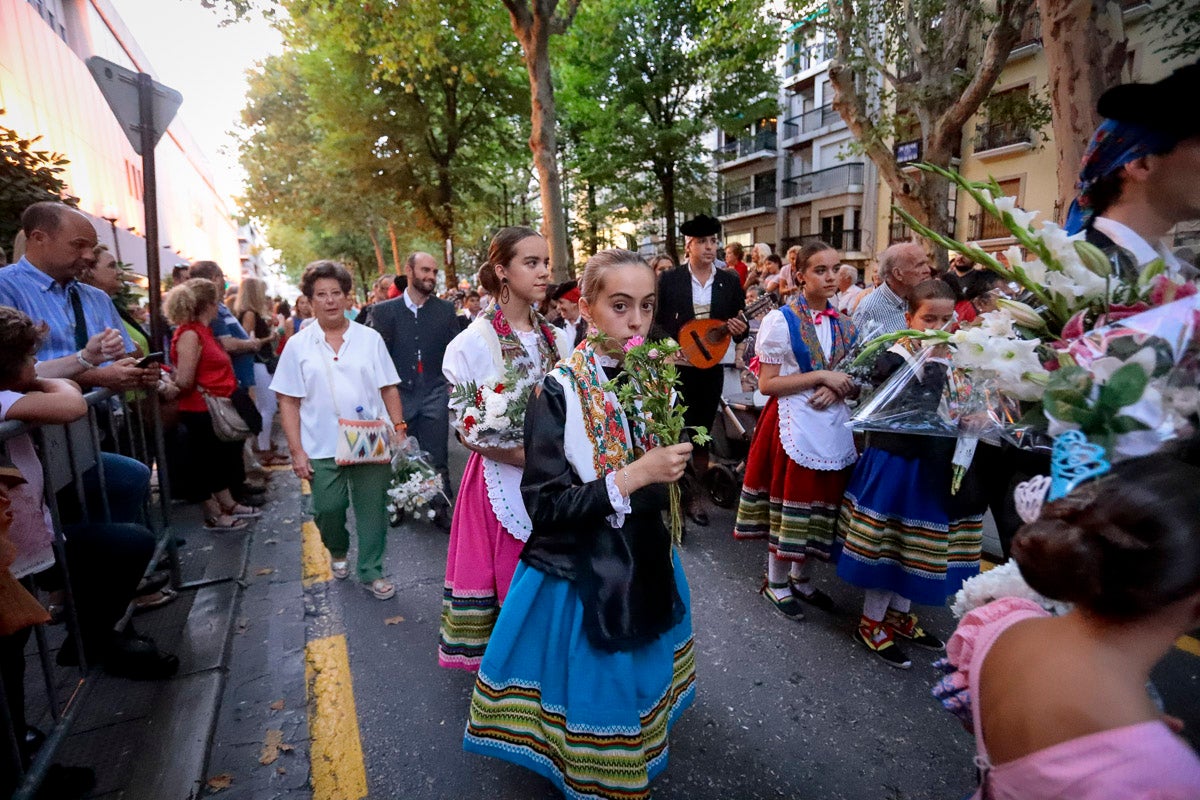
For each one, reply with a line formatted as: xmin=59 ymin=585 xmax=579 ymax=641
xmin=836 ymin=446 xmax=983 ymax=606
xmin=463 ymin=552 xmax=696 ymax=800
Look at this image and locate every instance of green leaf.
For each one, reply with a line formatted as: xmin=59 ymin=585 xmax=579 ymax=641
xmin=1097 ymin=363 xmax=1149 ymax=410
xmin=1107 ymin=415 xmax=1151 ymax=434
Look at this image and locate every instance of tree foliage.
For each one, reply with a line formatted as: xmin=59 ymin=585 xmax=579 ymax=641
xmin=557 ymin=0 xmax=779 ymax=260
xmin=0 ymin=110 xmax=77 ymax=252
xmin=807 ymin=0 xmax=1036 ymax=260
xmin=238 ymin=0 xmax=528 ymax=287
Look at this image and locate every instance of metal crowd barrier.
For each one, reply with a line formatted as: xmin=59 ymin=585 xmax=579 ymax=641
xmin=0 ymin=387 xmax=177 ymax=799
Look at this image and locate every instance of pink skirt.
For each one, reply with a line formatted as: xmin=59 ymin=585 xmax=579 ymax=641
xmin=438 ymin=452 xmax=525 ymax=670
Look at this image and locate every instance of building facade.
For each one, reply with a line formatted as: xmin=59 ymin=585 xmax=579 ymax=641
xmin=0 ymin=0 xmax=241 ymax=278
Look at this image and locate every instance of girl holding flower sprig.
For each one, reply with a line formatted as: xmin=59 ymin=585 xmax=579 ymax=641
xmin=733 ymin=241 xmax=860 ymax=621
xmin=464 ymin=249 xmax=695 ymax=800
xmin=837 ymin=279 xmax=987 ymax=669
xmin=438 ymin=227 xmax=572 ymax=670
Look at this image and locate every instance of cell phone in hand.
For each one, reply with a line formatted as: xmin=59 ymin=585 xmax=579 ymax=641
xmin=135 ymin=352 xmax=165 ymax=368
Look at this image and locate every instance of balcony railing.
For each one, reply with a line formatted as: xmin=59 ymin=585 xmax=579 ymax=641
xmin=809 ymin=228 xmax=862 ymax=251
xmin=784 ymin=39 xmax=837 ymax=77
xmin=969 ymin=211 xmax=1012 ymax=240
xmin=782 ymin=104 xmax=842 ymax=139
xmin=889 ymin=219 xmax=913 ymax=244
xmin=974 ymin=121 xmax=1034 ymax=153
xmin=782 ymin=163 xmax=865 ymax=200
xmin=716 ymin=186 xmax=777 ymax=217
xmin=715 ymin=129 xmax=778 ymax=161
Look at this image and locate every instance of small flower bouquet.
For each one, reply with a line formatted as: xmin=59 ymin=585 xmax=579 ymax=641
xmin=386 ymin=438 xmax=448 ymax=526
xmin=448 ymin=362 xmax=541 ymax=448
xmin=600 ymin=335 xmax=711 ymax=545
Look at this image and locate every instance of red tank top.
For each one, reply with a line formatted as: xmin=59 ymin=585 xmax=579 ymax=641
xmin=170 ymin=322 xmax=237 ymax=412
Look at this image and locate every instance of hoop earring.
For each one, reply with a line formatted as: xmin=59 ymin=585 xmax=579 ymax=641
xmin=500 ymin=278 xmax=511 ymax=305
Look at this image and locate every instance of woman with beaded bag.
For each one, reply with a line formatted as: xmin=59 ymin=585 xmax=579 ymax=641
xmin=438 ymin=227 xmax=572 ymax=670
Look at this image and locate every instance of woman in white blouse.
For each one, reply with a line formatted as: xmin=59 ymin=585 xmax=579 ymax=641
xmin=272 ymin=261 xmax=406 ymax=601
xmin=437 ymin=228 xmax=571 ymax=670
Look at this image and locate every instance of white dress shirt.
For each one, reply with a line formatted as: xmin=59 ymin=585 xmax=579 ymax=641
xmin=1092 ymin=216 xmax=1185 ymax=276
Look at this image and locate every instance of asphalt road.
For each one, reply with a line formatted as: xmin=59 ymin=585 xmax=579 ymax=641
xmin=228 ymin=437 xmax=1200 ymax=800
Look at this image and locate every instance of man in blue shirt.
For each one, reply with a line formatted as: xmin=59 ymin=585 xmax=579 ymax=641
xmin=0 ymin=203 xmax=157 ymax=391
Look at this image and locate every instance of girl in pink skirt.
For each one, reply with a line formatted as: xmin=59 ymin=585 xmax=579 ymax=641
xmin=439 ymin=228 xmax=572 ymax=669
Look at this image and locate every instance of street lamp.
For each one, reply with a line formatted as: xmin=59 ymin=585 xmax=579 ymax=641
xmin=100 ymin=205 xmax=122 ymax=263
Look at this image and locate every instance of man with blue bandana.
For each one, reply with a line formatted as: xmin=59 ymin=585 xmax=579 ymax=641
xmin=1066 ymin=60 xmax=1200 ymax=280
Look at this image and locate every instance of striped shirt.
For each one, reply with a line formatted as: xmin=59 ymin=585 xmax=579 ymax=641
xmin=852 ymin=281 xmax=908 ymax=337
xmin=0 ymin=258 xmax=133 ymax=360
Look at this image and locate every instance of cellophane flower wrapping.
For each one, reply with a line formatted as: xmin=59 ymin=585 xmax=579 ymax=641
xmin=386 ymin=437 xmax=446 ymax=524
xmin=1044 ymin=294 xmax=1200 ymax=459
xmin=448 ymin=362 xmax=541 ymax=448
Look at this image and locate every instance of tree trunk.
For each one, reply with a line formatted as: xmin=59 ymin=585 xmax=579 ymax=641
xmin=586 ymin=181 xmax=599 ymax=257
xmin=366 ymin=225 xmax=387 ymax=274
xmin=1038 ymin=0 xmax=1126 ymax=213
xmin=386 ymin=220 xmax=401 ymax=275
xmin=505 ymin=2 xmax=574 ymax=281
xmin=661 ymin=162 xmax=678 ymax=263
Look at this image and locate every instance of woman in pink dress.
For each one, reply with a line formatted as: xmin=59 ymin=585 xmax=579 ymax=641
xmin=938 ymin=452 xmax=1200 ymax=799
xmin=438 ymin=227 xmax=572 ymax=670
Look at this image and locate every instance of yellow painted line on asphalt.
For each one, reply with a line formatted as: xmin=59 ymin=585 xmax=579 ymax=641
xmin=306 ymin=634 xmax=368 ymax=800
xmin=302 ymin=521 xmax=333 ymax=586
xmin=300 ymin=476 xmax=368 ymax=799
xmin=980 ymin=557 xmax=997 ymax=573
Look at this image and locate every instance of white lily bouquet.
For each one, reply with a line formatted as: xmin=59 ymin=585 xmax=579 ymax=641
xmin=386 ymin=437 xmax=448 ymax=526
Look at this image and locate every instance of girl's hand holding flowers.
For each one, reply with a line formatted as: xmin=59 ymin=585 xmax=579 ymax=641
xmin=622 ymin=443 xmax=692 ymax=496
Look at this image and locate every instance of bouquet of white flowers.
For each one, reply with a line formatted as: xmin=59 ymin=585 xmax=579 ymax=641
xmin=448 ymin=362 xmax=540 ymax=448
xmin=386 ymin=438 xmax=448 ymax=526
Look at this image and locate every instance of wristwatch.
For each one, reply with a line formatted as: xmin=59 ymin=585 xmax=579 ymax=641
xmin=393 ymin=421 xmax=408 ymax=433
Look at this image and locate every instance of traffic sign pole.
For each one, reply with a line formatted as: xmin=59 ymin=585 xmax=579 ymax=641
xmin=137 ymin=71 xmax=166 ymax=353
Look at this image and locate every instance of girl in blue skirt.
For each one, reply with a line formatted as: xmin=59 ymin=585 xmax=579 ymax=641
xmin=464 ymin=249 xmax=696 ymax=800
xmin=837 ymin=279 xmax=985 ymax=669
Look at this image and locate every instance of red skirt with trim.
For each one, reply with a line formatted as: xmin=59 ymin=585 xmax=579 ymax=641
xmin=732 ymin=397 xmax=852 ymax=562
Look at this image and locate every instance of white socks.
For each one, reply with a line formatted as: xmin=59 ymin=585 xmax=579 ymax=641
xmin=767 ymin=555 xmax=791 ymax=600
xmin=862 ymin=589 xmax=912 ymax=621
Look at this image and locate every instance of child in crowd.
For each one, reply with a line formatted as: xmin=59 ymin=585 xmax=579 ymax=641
xmin=464 ymin=249 xmax=695 ymax=800
xmin=733 ymin=241 xmax=859 ymax=620
xmin=952 ymin=270 xmax=1000 ymax=326
xmin=837 ymin=279 xmax=984 ymax=668
xmin=942 ymin=453 xmax=1200 ymax=798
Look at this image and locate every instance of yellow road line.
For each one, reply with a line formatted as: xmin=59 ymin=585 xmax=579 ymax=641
xmin=302 ymin=521 xmax=333 ymax=586
xmin=306 ymin=635 xmax=368 ymax=800
xmin=300 ymin=476 xmax=368 ymax=799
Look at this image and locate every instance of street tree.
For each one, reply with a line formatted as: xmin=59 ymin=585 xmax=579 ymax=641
xmin=813 ymin=0 xmax=1036 ymax=259
xmin=500 ymin=0 xmax=582 ymax=280
xmin=558 ymin=0 xmax=778 ymax=261
xmin=0 ymin=110 xmax=77 ymax=248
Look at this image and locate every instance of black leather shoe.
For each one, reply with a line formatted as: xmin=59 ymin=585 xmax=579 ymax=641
xmin=104 ymin=637 xmax=179 ymax=681
xmin=34 ymin=764 xmax=95 ymax=800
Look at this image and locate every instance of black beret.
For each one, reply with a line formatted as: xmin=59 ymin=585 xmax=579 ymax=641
xmin=1098 ymin=59 xmax=1200 ymax=140
xmin=680 ymin=214 xmax=722 ymax=238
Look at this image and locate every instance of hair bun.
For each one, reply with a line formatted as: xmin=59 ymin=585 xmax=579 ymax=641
xmin=1012 ymin=518 xmax=1105 ymax=605
xmin=478 ymin=262 xmax=500 ymax=295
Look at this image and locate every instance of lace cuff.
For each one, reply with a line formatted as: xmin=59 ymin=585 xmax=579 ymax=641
xmin=604 ymin=470 xmax=632 ymax=529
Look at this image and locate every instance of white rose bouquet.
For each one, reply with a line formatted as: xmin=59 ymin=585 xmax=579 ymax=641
xmin=386 ymin=438 xmax=448 ymax=526
xmin=448 ymin=362 xmax=540 ymax=448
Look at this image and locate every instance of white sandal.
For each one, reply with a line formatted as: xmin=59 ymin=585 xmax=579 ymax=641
xmin=368 ymin=579 xmax=395 ymax=600
xmin=331 ymin=560 xmax=350 ymax=580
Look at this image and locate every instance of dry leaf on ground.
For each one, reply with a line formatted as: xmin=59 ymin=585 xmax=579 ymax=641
xmin=269 ymin=699 xmax=285 ymax=711
xmin=206 ymin=773 xmax=233 ymax=792
xmin=384 ymin=615 xmax=405 ymax=625
xmin=255 ymin=567 xmax=275 ymax=576
xmin=259 ymin=729 xmax=285 ymax=765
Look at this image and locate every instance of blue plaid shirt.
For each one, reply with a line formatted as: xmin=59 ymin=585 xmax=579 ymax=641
xmin=212 ymin=302 xmax=255 ymax=389
xmin=0 ymin=258 xmax=133 ymax=361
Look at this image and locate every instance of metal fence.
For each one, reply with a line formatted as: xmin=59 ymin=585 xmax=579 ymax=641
xmin=782 ymin=163 xmax=865 ymax=201
xmin=0 ymin=388 xmax=176 ymax=799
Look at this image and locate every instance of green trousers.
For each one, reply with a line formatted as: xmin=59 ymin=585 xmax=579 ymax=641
xmin=310 ymin=458 xmax=392 ymax=583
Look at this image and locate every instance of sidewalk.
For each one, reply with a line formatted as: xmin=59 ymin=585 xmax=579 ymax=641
xmin=21 ymin=467 xmax=295 ymax=800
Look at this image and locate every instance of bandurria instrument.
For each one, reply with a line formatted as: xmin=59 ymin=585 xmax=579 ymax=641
xmin=678 ymin=294 xmax=777 ymax=369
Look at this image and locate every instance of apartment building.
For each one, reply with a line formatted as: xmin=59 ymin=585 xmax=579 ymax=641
xmin=875 ymin=1 xmax=1195 ymax=258
xmin=0 ymin=0 xmax=241 ymax=277
xmin=714 ymin=18 xmax=880 ymax=269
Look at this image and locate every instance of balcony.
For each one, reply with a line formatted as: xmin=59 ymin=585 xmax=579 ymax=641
xmin=714 ymin=130 xmax=777 ymax=168
xmin=782 ymin=163 xmax=865 ymax=202
xmin=1008 ymin=12 xmax=1042 ymax=59
xmin=968 ymin=211 xmax=1012 ymax=241
xmin=784 ymin=39 xmax=837 ymax=81
xmin=716 ymin=186 xmax=777 ymax=218
xmin=782 ymin=104 xmax=842 ymax=142
xmin=889 ymin=218 xmax=913 ymax=244
xmin=973 ymin=121 xmax=1035 ymax=158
